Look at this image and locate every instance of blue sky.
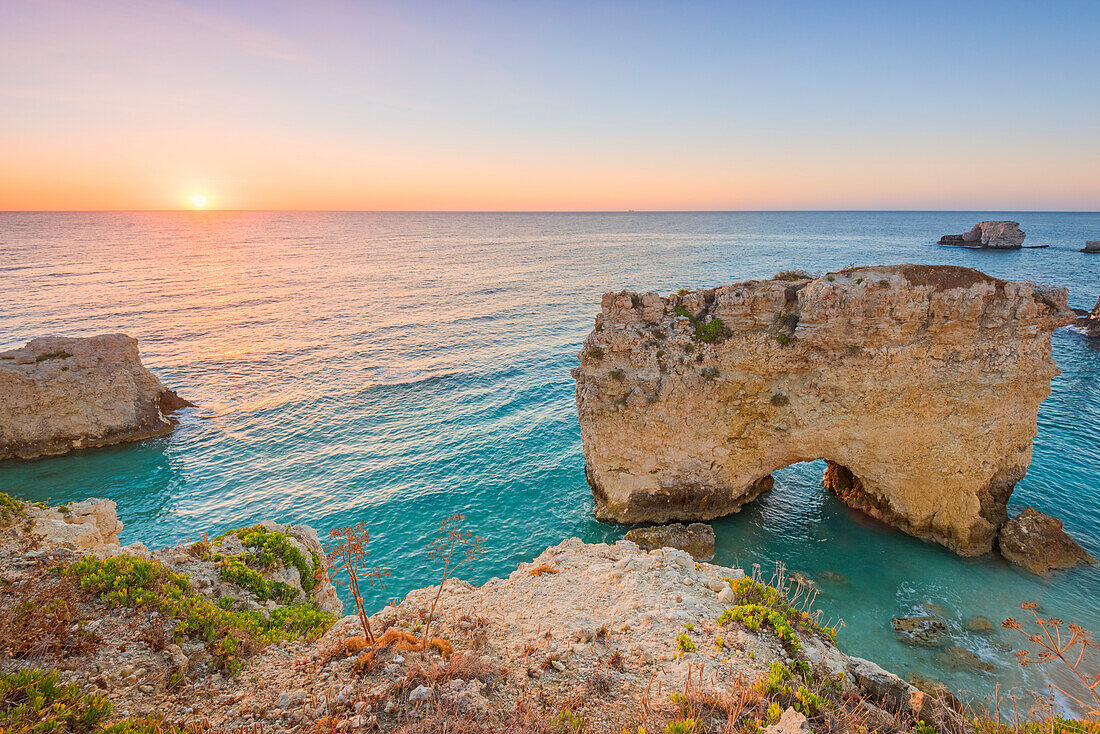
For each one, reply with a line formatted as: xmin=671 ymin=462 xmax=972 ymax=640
xmin=2 ymin=0 xmax=1098 ymax=209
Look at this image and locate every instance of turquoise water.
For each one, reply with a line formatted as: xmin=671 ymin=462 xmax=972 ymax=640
xmin=2 ymin=211 xmax=1099 ymax=710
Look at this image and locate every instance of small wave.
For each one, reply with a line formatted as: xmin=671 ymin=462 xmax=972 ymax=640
xmin=367 ymin=367 xmax=453 ymax=386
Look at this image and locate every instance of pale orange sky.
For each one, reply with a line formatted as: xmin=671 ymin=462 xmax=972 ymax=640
xmin=3 ymin=1 xmax=1099 ymax=211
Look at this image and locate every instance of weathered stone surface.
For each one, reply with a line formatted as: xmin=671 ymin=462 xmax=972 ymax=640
xmin=624 ymin=522 xmax=715 ymax=560
xmin=24 ymin=498 xmax=124 ymax=549
xmin=0 ymin=334 xmax=192 ymax=460
xmin=998 ymin=506 xmax=1097 ymax=575
xmin=764 ymin=707 xmax=812 ymax=734
xmin=938 ymin=221 xmax=1026 ymax=248
xmin=573 ymin=265 xmax=1073 ymax=556
xmin=1081 ymin=241 xmax=1100 ymax=253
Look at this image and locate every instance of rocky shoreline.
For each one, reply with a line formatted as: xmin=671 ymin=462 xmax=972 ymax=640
xmin=2 ymin=493 xmax=971 ymax=734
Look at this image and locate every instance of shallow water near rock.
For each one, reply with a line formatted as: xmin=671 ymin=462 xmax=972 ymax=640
xmin=2 ymin=211 xmax=1098 ymax=712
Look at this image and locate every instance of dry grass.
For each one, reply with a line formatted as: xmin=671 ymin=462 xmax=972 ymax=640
xmin=342 ymin=628 xmax=456 ymax=672
xmin=528 ymin=563 xmax=559 ymax=576
xmin=388 ymin=697 xmax=556 ymax=734
xmin=0 ymin=568 xmax=99 ymax=660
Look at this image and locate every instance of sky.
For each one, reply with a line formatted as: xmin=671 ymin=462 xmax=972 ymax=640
xmin=1 ymin=0 xmax=1098 ymax=211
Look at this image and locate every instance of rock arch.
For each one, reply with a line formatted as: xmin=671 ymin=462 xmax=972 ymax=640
xmin=573 ymin=265 xmax=1074 ymax=556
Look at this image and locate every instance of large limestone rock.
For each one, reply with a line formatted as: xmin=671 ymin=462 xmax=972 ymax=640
xmin=998 ymin=506 xmax=1097 ymax=575
xmin=573 ymin=265 xmax=1074 ymax=556
xmin=938 ymin=221 xmax=1025 ymax=248
xmin=0 ymin=334 xmax=191 ymax=460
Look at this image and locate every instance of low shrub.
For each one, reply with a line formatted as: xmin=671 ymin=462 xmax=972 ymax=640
xmin=773 ymin=270 xmax=811 ymax=281
xmin=35 ymin=350 xmax=72 ymax=362
xmin=65 ymin=554 xmax=333 ymax=674
xmin=770 ymin=393 xmax=789 ymax=407
xmin=0 ymin=668 xmax=111 ymax=734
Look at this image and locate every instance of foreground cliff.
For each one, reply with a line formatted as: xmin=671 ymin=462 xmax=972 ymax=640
xmin=573 ymin=265 xmax=1074 ymax=557
xmin=0 ymin=334 xmax=190 ymax=460
xmin=1 ymin=494 xmax=963 ymax=734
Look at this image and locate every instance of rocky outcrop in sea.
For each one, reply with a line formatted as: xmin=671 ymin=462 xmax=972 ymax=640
xmin=0 ymin=334 xmax=190 ymax=460
xmin=573 ymin=265 xmax=1074 ymax=557
xmin=997 ymin=506 xmax=1097 ymax=575
xmin=937 ymin=221 xmax=1026 ymax=248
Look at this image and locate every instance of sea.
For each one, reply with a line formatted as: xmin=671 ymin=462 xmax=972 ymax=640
xmin=1 ymin=211 xmax=1098 ymax=713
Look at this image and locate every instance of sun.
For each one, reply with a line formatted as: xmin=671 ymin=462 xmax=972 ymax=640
xmin=189 ymin=193 xmax=209 ymax=209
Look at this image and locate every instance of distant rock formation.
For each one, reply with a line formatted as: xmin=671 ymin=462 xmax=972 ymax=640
xmin=0 ymin=334 xmax=191 ymax=461
xmin=998 ymin=506 xmax=1097 ymax=575
xmin=938 ymin=221 xmax=1025 ymax=249
xmin=624 ymin=522 xmax=715 ymax=560
xmin=573 ymin=265 xmax=1074 ymax=556
xmin=1082 ymin=241 xmax=1100 ymax=253
xmin=1078 ymin=295 xmax=1100 ymax=336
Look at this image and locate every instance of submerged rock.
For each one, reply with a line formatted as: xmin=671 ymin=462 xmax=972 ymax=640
xmin=623 ymin=522 xmax=715 ymax=560
xmin=998 ymin=506 xmax=1097 ymax=575
xmin=938 ymin=221 xmax=1026 ymax=248
xmin=0 ymin=334 xmax=192 ymax=461
xmin=964 ymin=615 xmax=995 ymax=633
xmin=891 ymin=615 xmax=949 ymax=647
xmin=573 ymin=265 xmax=1073 ymax=556
xmin=938 ymin=645 xmax=995 ymax=673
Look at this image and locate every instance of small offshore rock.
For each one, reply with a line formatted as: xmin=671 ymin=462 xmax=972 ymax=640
xmin=938 ymin=221 xmax=1025 ymax=248
xmin=623 ymin=523 xmax=715 ymax=560
xmin=891 ymin=615 xmax=948 ymax=647
xmin=1081 ymin=241 xmax=1100 ymax=253
xmin=998 ymin=507 xmax=1097 ymax=575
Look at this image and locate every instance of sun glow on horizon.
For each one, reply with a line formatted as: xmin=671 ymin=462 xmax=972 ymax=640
xmin=189 ymin=194 xmax=210 ymax=209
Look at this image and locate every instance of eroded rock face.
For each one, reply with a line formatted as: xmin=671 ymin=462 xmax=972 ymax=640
xmin=0 ymin=334 xmax=191 ymax=460
xmin=998 ymin=506 xmax=1097 ymax=575
xmin=573 ymin=265 xmax=1073 ymax=556
xmin=1078 ymin=295 xmax=1100 ymax=336
xmin=623 ymin=522 xmax=715 ymax=560
xmin=938 ymin=221 xmax=1025 ymax=248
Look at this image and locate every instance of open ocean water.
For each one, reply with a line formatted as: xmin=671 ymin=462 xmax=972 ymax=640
xmin=1 ymin=211 xmax=1098 ymax=712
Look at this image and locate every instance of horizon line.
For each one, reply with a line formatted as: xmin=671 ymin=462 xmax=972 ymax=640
xmin=2 ymin=208 xmax=1099 ymax=214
